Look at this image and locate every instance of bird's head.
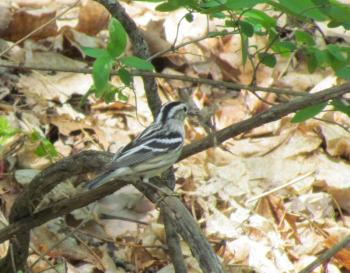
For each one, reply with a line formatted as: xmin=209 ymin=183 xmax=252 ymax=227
xmin=155 ymin=101 xmax=188 ymax=124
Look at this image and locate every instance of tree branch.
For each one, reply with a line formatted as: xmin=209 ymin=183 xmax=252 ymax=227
xmin=0 ymin=154 xmax=223 ymax=273
xmin=0 ymin=61 xmax=307 ymax=97
xmin=181 ymin=81 xmax=350 ymax=160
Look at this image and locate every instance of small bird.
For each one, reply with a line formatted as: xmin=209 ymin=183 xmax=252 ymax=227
xmin=86 ymin=101 xmax=188 ymax=189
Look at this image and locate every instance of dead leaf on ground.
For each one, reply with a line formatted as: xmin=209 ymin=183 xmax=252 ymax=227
xmin=324 ymin=234 xmax=350 ymax=270
xmin=75 ymin=0 xmax=109 ymax=36
xmin=0 ymin=7 xmax=58 ymax=42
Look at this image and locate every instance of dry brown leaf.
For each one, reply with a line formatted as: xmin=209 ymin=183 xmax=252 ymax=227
xmin=0 ymin=7 xmax=58 ymax=42
xmin=318 ymin=122 xmax=350 ymax=160
xmin=11 ymin=0 xmax=53 ymax=8
xmin=75 ymin=0 xmax=109 ymax=36
xmin=141 ymin=20 xmax=170 ymax=55
xmin=324 ymin=236 xmax=350 ymax=270
xmin=215 ymin=97 xmax=248 ymax=130
xmin=18 ymin=69 xmax=91 ymax=105
xmin=94 ymin=185 xmax=154 ymax=237
xmin=31 ymin=222 xmax=104 ymax=269
xmin=60 ymin=26 xmax=105 ymax=52
xmin=256 ymin=196 xmax=301 ymax=243
xmin=131 ymin=246 xmax=164 ymax=272
xmin=49 ymin=115 xmax=94 ymax=136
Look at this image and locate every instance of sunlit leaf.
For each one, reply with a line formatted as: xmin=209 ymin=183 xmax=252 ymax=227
xmin=331 ymin=99 xmax=350 ymax=117
xmin=107 ymin=18 xmax=127 ymax=58
xmin=81 ymin=47 xmax=109 ymax=59
xmin=120 ymin=56 xmax=154 ymax=71
xmin=291 ymin=102 xmax=327 ymax=123
xmin=93 ymin=56 xmax=114 ymax=96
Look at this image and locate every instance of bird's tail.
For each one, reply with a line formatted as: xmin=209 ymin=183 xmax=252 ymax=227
xmin=85 ymin=171 xmax=113 ymax=189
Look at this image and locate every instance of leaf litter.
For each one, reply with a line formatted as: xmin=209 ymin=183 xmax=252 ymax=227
xmin=1 ymin=0 xmax=350 ymax=272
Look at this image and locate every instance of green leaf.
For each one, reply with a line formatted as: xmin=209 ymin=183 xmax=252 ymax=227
xmin=327 ymin=20 xmax=342 ymax=28
xmin=35 ymin=143 xmax=46 ymax=157
xmin=278 ymin=0 xmax=328 ymax=21
xmin=291 ymin=102 xmax=327 ymax=123
xmin=120 ymin=56 xmax=154 ymax=71
xmin=225 ymin=0 xmax=263 ymax=10
xmin=0 ymin=116 xmax=17 ymax=137
xmin=93 ymin=56 xmax=114 ymax=96
xmin=327 ymin=44 xmax=346 ymax=62
xmin=117 ymin=68 xmax=132 ymax=86
xmin=244 ymin=9 xmax=276 ymax=28
xmin=31 ymin=132 xmax=58 ymax=158
xmin=241 ymin=34 xmax=248 ymax=65
xmin=156 ymin=1 xmax=181 ymax=11
xmin=258 ymin=52 xmax=276 ymax=67
xmin=107 ymin=18 xmax=127 ymax=58
xmin=306 ymin=51 xmax=318 ymax=73
xmin=271 ymin=41 xmax=296 ymax=56
xmin=314 ymin=49 xmax=330 ymax=66
xmin=321 ymin=3 xmax=350 ymax=24
xmin=81 ymin=47 xmax=109 ymax=59
xmin=101 ymin=85 xmax=128 ymax=103
xmin=134 ymin=0 xmax=163 ymax=2
xmin=200 ymin=0 xmax=226 ymax=8
xmin=239 ymin=20 xmax=254 ymax=37
xmin=211 ymin=12 xmax=226 ymax=18
xmin=331 ymin=99 xmax=350 ymax=117
xmin=133 ymin=0 xmax=163 ymax=2
xmin=0 ymin=116 xmax=17 ymax=145
xmin=117 ymin=91 xmax=128 ymax=102
xmin=44 ymin=140 xmax=58 ymax=157
xmin=295 ymin=30 xmax=315 ymax=45
xmin=336 ymin=66 xmax=350 ymax=80
xmin=40 ymin=139 xmax=58 ymax=157
xmin=30 ymin=131 xmax=42 ymax=142
xmin=103 ymin=86 xmax=117 ymax=103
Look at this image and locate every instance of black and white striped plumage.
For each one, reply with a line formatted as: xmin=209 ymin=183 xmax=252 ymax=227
xmin=86 ymin=101 xmax=188 ymax=189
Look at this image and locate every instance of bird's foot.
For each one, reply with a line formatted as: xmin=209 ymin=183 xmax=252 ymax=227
xmin=141 ymin=181 xmax=179 ymax=204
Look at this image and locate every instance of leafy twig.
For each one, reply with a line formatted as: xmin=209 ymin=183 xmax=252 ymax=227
xmin=0 ymin=61 xmax=308 ymax=97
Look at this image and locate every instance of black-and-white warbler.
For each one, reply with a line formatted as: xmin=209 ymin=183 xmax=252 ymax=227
xmin=86 ymin=101 xmax=188 ymax=189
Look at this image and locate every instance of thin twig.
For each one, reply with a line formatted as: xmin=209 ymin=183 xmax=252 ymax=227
xmin=246 ymin=171 xmax=314 ymax=204
xmin=30 ymin=245 xmax=60 ymax=273
xmin=148 ymin=30 xmax=238 ymax=61
xmin=72 ymin=233 xmax=105 ymax=269
xmin=0 ymin=61 xmax=308 ymax=97
xmin=30 ymin=219 xmax=89 ymax=270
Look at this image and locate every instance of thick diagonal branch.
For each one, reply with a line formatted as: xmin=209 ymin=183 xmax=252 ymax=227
xmin=181 ymin=82 xmax=350 ymax=159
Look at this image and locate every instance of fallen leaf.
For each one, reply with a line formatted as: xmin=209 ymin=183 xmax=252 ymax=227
xmin=1 ymin=7 xmax=57 ymax=41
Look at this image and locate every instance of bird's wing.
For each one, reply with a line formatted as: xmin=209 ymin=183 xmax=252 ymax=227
xmin=106 ymin=129 xmax=183 ymax=170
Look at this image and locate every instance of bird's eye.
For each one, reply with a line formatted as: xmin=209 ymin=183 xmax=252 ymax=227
xmin=183 ymin=106 xmax=188 ymax=113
